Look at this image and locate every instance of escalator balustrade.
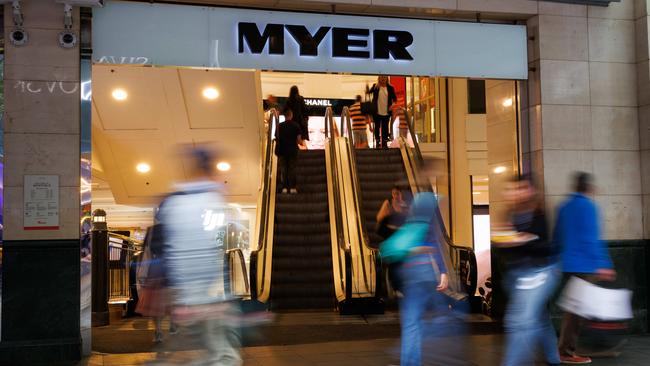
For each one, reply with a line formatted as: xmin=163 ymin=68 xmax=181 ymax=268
xmin=270 ymin=150 xmax=335 ymax=310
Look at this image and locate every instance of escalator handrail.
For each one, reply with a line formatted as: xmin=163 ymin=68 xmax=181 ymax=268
xmin=399 ymin=106 xmax=424 ymax=164
xmin=324 ymin=107 xmax=349 ymax=298
xmin=399 ymin=108 xmax=477 ymax=296
xmin=251 ymin=108 xmax=280 ymax=300
xmin=340 ymin=106 xmax=375 ymax=294
xmin=226 ymin=248 xmax=250 ymax=295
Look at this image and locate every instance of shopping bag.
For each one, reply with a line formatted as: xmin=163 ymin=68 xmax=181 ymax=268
xmin=379 ymin=222 xmax=429 ymax=263
xmin=557 ymin=276 xmax=633 ymax=321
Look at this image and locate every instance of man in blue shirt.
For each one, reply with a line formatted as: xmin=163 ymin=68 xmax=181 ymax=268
xmin=553 ymin=172 xmax=615 ymax=364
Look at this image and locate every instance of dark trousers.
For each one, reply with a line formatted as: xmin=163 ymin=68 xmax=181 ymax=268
xmin=279 ymin=155 xmax=297 ymax=190
xmin=373 ymin=114 xmax=390 ymax=148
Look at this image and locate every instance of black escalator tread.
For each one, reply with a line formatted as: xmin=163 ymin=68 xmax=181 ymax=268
xmin=355 ymin=149 xmax=409 ymax=248
xmin=271 ymin=149 xmax=335 ymax=310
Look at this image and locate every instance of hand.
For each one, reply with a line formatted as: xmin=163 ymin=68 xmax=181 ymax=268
xmin=437 ymin=273 xmax=449 ymax=292
xmin=597 ymin=268 xmax=616 ymax=281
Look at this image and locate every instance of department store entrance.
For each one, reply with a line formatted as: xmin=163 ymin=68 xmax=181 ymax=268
xmin=84 ymin=0 xmax=528 ymax=354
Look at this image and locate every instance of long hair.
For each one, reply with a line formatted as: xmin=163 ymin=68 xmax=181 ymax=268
xmin=289 ymin=85 xmax=300 ymax=100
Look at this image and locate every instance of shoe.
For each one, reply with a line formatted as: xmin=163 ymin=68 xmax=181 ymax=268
xmin=289 ymin=188 xmax=298 ymax=194
xmin=281 ymin=188 xmax=288 ymax=194
xmin=559 ymin=354 xmax=591 ymax=364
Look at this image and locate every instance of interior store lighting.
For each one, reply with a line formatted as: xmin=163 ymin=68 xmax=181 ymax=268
xmin=216 ymin=161 xmax=231 ymax=171
xmin=112 ymin=88 xmax=128 ymax=101
xmin=493 ymin=166 xmax=507 ymax=174
xmin=136 ymin=162 xmax=151 ymax=173
xmin=203 ymin=87 xmax=220 ymax=100
xmin=502 ymin=98 xmax=513 ymax=107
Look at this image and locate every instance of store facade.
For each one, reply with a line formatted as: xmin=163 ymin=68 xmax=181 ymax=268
xmin=1 ymin=0 xmax=648 ymax=363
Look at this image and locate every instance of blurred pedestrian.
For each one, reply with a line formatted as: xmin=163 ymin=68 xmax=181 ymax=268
xmin=285 ymin=85 xmax=309 ymax=145
xmin=380 ymin=158 xmax=450 ymax=366
xmin=276 ymin=107 xmax=302 ymax=194
xmin=153 ymin=146 xmax=241 ymax=366
xmin=554 ymin=172 xmax=615 ymax=364
xmin=492 ymin=175 xmax=561 ymax=366
xmin=391 ymin=103 xmax=408 ymax=140
xmin=367 ymin=76 xmax=397 ymax=149
xmin=349 ymin=95 xmax=371 ymax=149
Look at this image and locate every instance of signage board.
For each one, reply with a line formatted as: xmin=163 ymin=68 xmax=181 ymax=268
xmin=24 ymin=175 xmax=59 ymax=230
xmin=94 ymin=1 xmax=527 ymax=79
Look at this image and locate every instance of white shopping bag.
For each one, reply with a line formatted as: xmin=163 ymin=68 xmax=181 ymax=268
xmin=557 ymin=276 xmax=633 ymax=321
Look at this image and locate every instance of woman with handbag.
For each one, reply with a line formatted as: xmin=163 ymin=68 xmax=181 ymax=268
xmin=491 ymin=176 xmax=561 ymax=366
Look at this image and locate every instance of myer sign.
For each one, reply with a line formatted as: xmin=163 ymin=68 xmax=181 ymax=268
xmin=94 ymin=1 xmax=527 ymax=79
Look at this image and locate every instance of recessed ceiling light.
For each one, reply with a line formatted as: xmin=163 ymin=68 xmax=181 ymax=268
xmin=216 ymin=161 xmax=231 ymax=172
xmin=112 ymin=88 xmax=128 ymax=101
xmin=502 ymin=98 xmax=513 ymax=107
xmin=203 ymin=87 xmax=219 ymax=100
xmin=473 ymin=192 xmax=481 ymax=195
xmin=493 ymin=166 xmax=506 ymax=174
xmin=136 ymin=163 xmax=151 ymax=173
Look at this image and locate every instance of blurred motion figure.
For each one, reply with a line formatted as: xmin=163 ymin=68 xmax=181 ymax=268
xmin=152 ymin=146 xmax=241 ymax=366
xmin=492 ymin=176 xmax=561 ymax=366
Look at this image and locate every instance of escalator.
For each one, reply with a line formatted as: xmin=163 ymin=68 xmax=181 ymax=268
xmin=340 ymin=107 xmax=478 ymax=302
xmin=355 ymin=149 xmax=408 ymax=248
xmin=269 ymin=150 xmax=335 ymax=309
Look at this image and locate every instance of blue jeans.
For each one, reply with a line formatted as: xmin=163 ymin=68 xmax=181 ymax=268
xmin=397 ymin=254 xmax=448 ymax=366
xmin=503 ymin=263 xmax=561 ymax=366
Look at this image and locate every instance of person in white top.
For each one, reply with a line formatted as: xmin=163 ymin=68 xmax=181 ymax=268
xmin=367 ymin=76 xmax=397 ymax=148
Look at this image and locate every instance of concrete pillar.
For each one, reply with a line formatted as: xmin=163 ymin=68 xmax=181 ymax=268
xmin=0 ymin=1 xmax=81 ymax=363
xmin=636 ymin=0 xmax=650 ymax=240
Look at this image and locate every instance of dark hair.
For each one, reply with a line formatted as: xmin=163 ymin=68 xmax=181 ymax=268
xmin=191 ymin=147 xmax=215 ymax=175
xmin=355 ymin=95 xmax=362 ymax=102
xmin=282 ymin=105 xmax=293 ymax=118
xmin=289 ymin=85 xmax=300 ymax=100
xmin=574 ymin=171 xmax=593 ymax=193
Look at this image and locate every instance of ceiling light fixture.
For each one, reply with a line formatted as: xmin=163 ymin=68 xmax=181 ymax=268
xmin=203 ymin=87 xmax=219 ymax=100
xmin=136 ymin=163 xmax=151 ymax=173
xmin=112 ymin=88 xmax=128 ymax=101
xmin=216 ymin=161 xmax=231 ymax=172
xmin=493 ymin=166 xmax=506 ymax=174
xmin=502 ymin=98 xmax=513 ymax=107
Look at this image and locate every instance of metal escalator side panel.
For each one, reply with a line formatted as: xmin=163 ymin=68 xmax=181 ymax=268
xmin=325 ymin=139 xmax=347 ymax=303
xmin=335 ymin=137 xmax=375 ymax=298
xmin=257 ymin=149 xmax=278 ymax=303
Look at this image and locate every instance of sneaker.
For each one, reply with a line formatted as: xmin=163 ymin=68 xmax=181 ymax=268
xmin=289 ymin=188 xmax=298 ymax=194
xmin=281 ymin=188 xmax=288 ymax=194
xmin=560 ymin=354 xmax=591 ymax=364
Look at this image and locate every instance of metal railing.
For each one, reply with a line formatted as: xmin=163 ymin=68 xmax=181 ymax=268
xmin=338 ymin=106 xmax=377 ymax=298
xmin=324 ymin=107 xmax=349 ymax=302
xmin=250 ymin=109 xmax=280 ymax=302
xmin=397 ymin=107 xmax=478 ymax=298
xmin=108 ymin=232 xmax=143 ymax=304
xmin=226 ymin=248 xmax=250 ymax=298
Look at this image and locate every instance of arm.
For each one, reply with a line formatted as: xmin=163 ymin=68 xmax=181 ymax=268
xmin=376 ymin=200 xmax=391 ymax=223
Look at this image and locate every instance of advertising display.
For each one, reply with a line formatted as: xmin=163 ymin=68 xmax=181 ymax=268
xmin=23 ymin=175 xmax=59 ymax=230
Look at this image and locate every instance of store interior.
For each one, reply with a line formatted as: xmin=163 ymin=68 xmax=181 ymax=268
xmin=90 ymin=64 xmax=520 ymax=298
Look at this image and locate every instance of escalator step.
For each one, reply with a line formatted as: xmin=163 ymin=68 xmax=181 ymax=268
xmin=275 ymin=212 xmax=328 ymax=224
xmin=270 ymin=297 xmax=335 ymax=310
xmin=272 ymin=257 xmax=333 ymax=271
xmin=271 ymin=270 xmax=333 ymax=284
xmin=274 ymin=222 xmax=330 ymax=235
xmin=275 ymin=201 xmax=328 ymax=213
xmin=273 ymin=234 xmax=331 ymax=247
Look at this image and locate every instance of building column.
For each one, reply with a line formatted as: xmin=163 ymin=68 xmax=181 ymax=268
xmin=636 ymin=0 xmax=650 ymax=240
xmin=0 ymin=1 xmax=82 ymax=363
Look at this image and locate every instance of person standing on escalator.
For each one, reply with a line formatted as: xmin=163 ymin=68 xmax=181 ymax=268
xmin=367 ymin=76 xmax=397 ymax=149
xmin=276 ymin=107 xmax=303 ymax=194
xmin=285 ymin=85 xmax=309 ymax=148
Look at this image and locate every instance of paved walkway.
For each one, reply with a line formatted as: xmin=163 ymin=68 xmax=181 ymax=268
xmin=78 ymin=313 xmax=650 ymax=365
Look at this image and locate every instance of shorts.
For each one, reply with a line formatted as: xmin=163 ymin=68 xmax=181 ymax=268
xmin=353 ymin=129 xmax=368 ymax=145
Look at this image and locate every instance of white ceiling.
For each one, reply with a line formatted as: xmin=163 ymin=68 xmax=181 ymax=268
xmin=91 ymin=64 xmax=264 ymax=207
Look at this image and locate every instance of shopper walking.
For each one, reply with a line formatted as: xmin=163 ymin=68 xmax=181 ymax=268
xmin=376 ymin=185 xmax=408 ymax=240
xmin=492 ymin=176 xmax=561 ymax=366
xmin=152 ymin=146 xmax=241 ymax=366
xmin=554 ymin=172 xmax=615 ymax=365
xmin=349 ymin=95 xmax=371 ymax=149
xmin=276 ymin=108 xmax=302 ymax=194
xmin=285 ymin=85 xmax=309 ymax=145
xmin=367 ymin=76 xmax=397 ymax=148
